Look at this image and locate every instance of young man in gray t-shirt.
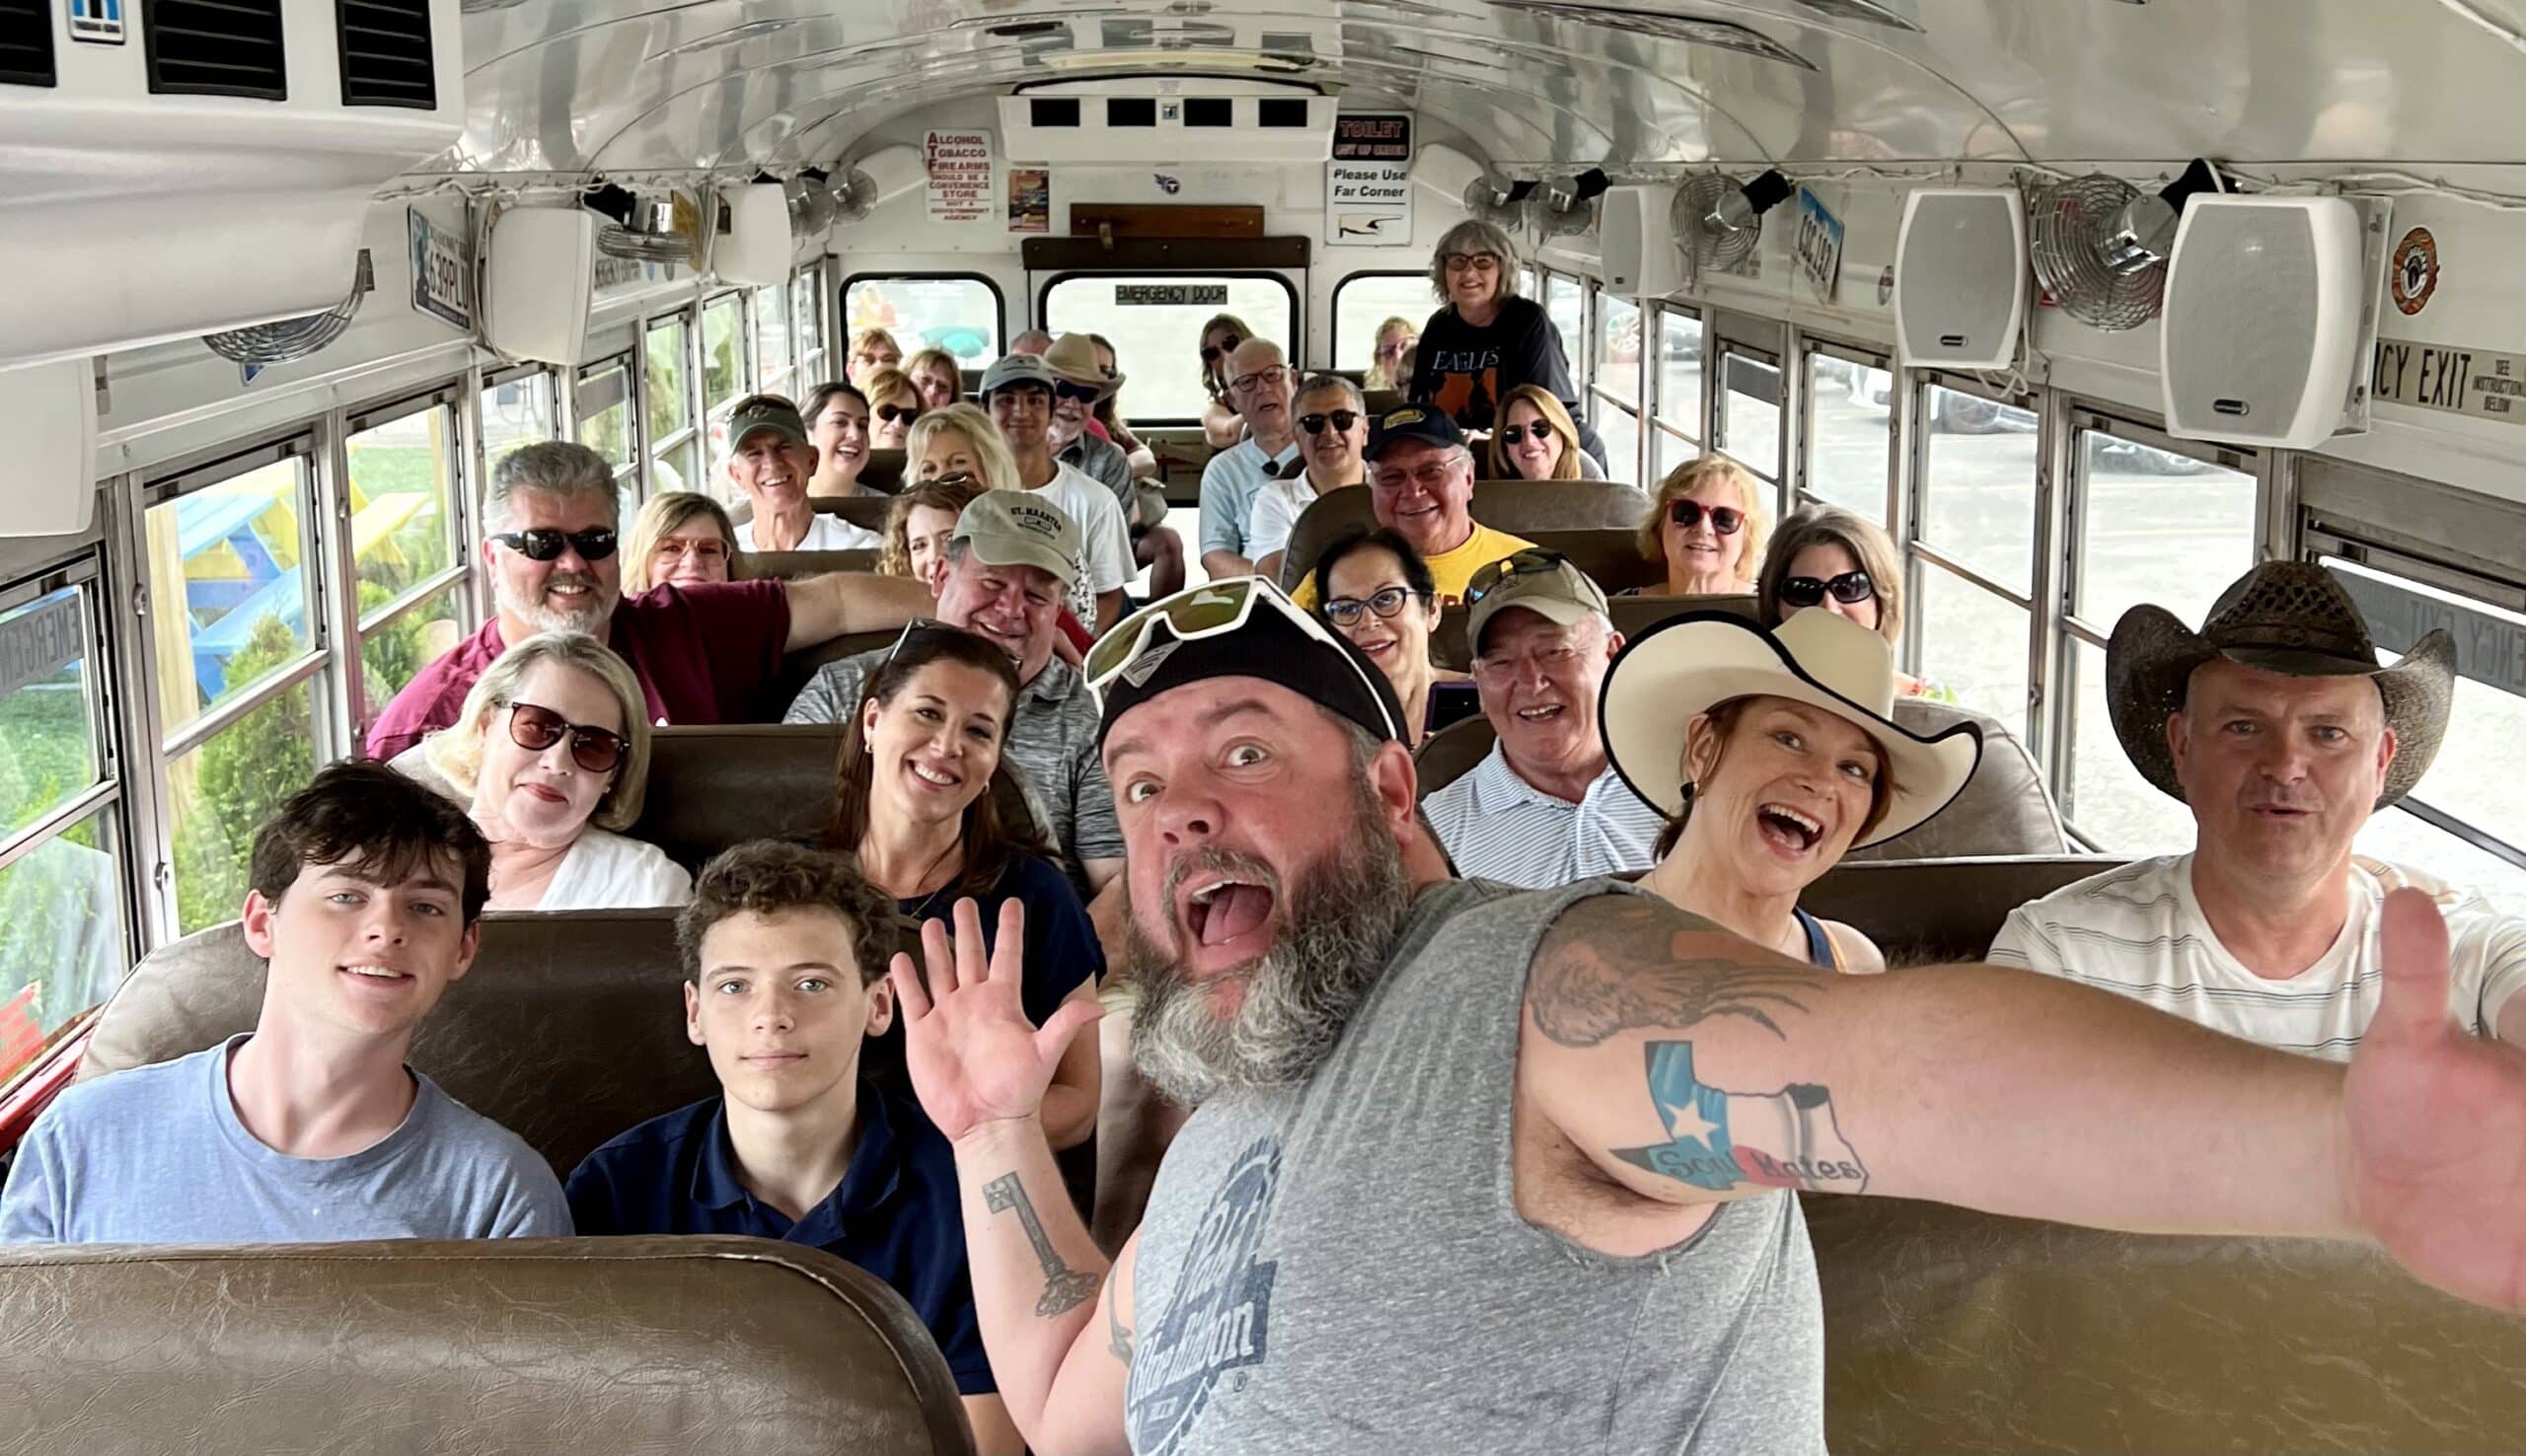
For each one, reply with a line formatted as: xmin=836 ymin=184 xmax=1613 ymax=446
xmin=1 ymin=763 xmax=566 ymax=1244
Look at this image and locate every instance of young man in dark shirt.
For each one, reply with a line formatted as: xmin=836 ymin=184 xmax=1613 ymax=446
xmin=566 ymin=840 xmax=1020 ymax=1454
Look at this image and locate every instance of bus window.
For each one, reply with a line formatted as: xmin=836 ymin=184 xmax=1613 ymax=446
xmin=2072 ymin=425 xmax=2256 ymax=635
xmin=1803 ymin=346 xmax=1890 ymax=526
xmin=1653 ymin=308 xmax=1704 ymax=480
xmin=2062 ymin=635 xmax=2196 ymax=852
xmin=143 ymin=454 xmax=319 ymax=736
xmin=1331 ymin=271 xmax=1431 ymax=378
xmin=845 ymin=274 xmax=1003 ymax=371
xmin=1592 ymin=291 xmax=1641 ymax=479
xmin=0 ymin=805 xmax=126 ymax=1080
xmin=645 ymin=316 xmax=699 ymax=496
xmin=1910 ymin=381 xmax=2038 ymax=738
xmin=1041 ymin=273 xmax=1297 ymax=422
xmin=574 ymin=355 xmax=639 ymax=517
xmin=1715 ymin=348 xmax=1783 ymax=486
xmin=479 ymin=371 xmax=556 ymax=474
xmin=700 ymin=293 xmax=747 ymax=476
xmin=793 ymin=263 xmax=827 ymax=379
xmin=755 ymin=281 xmax=793 ymax=399
xmin=1542 ymin=273 xmax=1583 ymax=371
xmin=345 ymin=401 xmax=467 ymax=729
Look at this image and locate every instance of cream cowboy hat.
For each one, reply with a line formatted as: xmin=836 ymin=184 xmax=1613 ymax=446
xmin=2107 ymin=561 xmax=2454 ymax=808
xmin=1042 ymin=333 xmax=1122 ymax=400
xmin=1599 ymin=609 xmax=1982 ymax=849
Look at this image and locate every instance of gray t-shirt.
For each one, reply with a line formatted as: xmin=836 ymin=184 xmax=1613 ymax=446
xmin=1 ymin=1035 xmax=569 ymax=1244
xmin=1124 ymin=878 xmax=1823 ymax=1455
xmin=782 ymin=647 xmax=1123 ymax=894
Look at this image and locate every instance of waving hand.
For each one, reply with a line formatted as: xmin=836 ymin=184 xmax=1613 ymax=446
xmin=890 ymin=898 xmax=1104 ymax=1146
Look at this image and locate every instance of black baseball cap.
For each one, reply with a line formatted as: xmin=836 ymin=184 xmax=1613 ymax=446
xmin=1366 ymin=405 xmax=1467 ymax=461
xmin=1091 ymin=580 xmax=1405 ymax=750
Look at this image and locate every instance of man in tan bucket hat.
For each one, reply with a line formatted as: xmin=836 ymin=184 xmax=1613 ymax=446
xmin=1992 ymin=562 xmax=2526 ymax=1056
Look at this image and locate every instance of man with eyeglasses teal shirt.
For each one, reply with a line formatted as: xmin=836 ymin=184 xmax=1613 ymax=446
xmin=1195 ymin=338 xmax=1303 ymax=580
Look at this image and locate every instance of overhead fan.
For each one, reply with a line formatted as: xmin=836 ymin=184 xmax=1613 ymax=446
xmin=585 ymin=184 xmax=702 ymax=265
xmin=827 ymin=166 xmax=880 ymax=225
xmin=785 ymin=171 xmax=836 ymax=234
xmin=1671 ymin=168 xmax=1795 ymax=277
xmin=1526 ymin=168 xmax=1610 ymax=239
xmin=2028 ymin=158 xmax=2227 ymax=331
xmin=1462 ymin=174 xmax=1535 ymax=230
xmin=203 ymin=250 xmax=374 ymax=366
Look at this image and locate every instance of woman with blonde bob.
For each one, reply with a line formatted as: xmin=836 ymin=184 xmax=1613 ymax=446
xmin=1599 ymin=609 xmax=1981 ymax=973
xmin=1758 ymin=503 xmax=1930 ymax=697
xmin=1364 ymin=316 xmax=1418 ymax=392
xmin=1633 ymin=454 xmax=1770 ymax=596
xmin=905 ymin=401 xmax=1021 ymax=492
xmin=1487 ymin=384 xmax=1606 ymax=481
xmin=879 ymin=473 xmax=991 ymax=587
xmin=622 ymin=491 xmax=736 ymax=595
xmin=847 ymin=327 xmax=903 ymax=389
xmin=904 ymin=346 xmax=964 ymax=411
xmin=420 ymin=632 xmax=691 ymax=910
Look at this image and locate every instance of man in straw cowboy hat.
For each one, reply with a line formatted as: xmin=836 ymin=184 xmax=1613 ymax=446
xmin=874 ymin=575 xmax=2526 ymax=1456
xmin=1992 ymin=561 xmax=2526 ymax=1056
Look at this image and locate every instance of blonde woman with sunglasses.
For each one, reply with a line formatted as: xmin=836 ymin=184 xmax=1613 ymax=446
xmin=1486 ymin=384 xmax=1606 ymax=481
xmin=1631 ymin=454 xmax=1770 ymax=597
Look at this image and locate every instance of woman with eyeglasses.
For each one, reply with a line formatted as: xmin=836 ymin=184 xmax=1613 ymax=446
xmin=847 ymin=327 xmax=903 ymax=391
xmin=623 ymin=492 xmax=737 ymax=595
xmin=825 ymin=624 xmax=1102 ymax=1169
xmin=1631 ymin=454 xmax=1770 ymax=597
xmin=862 ymin=367 xmax=925 ymax=452
xmin=879 ymin=473 xmax=991 ymax=590
xmin=1307 ymin=528 xmax=1474 ymax=749
xmin=1196 ymin=313 xmax=1255 ymax=450
xmin=1410 ymin=218 xmax=1606 ymax=470
xmin=1364 ymin=316 xmax=1418 ymax=393
xmin=1487 ymin=384 xmax=1607 ymax=481
xmin=1758 ymin=503 xmax=1934 ymax=697
xmin=905 ymin=347 xmax=964 ymax=412
xmin=801 ymin=381 xmax=874 ymax=497
xmin=416 ymin=632 xmax=690 ymax=911
xmin=1250 ymin=374 xmax=1373 ymax=584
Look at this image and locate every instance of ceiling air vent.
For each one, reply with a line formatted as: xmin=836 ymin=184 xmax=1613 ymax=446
xmin=1030 ymin=96 xmax=1080 ymax=127
xmin=1184 ymin=97 xmax=1230 ymax=128
xmin=337 ymin=0 xmax=435 ymax=109
xmin=1257 ymin=97 xmax=1308 ymax=128
xmin=142 ymin=0 xmax=288 ymax=100
xmin=0 ymin=0 xmax=57 ymax=89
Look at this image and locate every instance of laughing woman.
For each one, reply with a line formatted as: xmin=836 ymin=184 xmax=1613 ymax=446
xmin=1632 ymin=453 xmax=1769 ymax=597
xmin=1599 ymin=609 xmax=1980 ymax=973
xmin=826 ymin=623 xmax=1101 ymax=1154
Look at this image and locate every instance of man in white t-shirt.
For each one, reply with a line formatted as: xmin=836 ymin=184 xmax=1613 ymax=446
xmin=724 ymin=395 xmax=881 ymax=553
xmin=982 ymin=353 xmax=1131 ymax=632
xmin=1251 ymin=373 xmax=1370 ymax=585
xmin=1990 ymin=562 xmax=2526 ymax=1058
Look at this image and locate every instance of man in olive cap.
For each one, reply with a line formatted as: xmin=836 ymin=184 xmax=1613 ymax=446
xmin=1991 ymin=562 xmax=2525 ymax=1056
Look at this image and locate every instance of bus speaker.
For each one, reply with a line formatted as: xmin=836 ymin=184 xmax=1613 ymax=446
xmin=2159 ymin=195 xmax=2367 ymax=450
xmin=1894 ymin=187 xmax=2027 ymax=371
xmin=483 ymin=207 xmax=596 ymax=368
xmin=713 ymin=183 xmax=794 ymax=287
xmin=0 ymin=358 xmax=97 ymax=536
xmin=1600 ymin=184 xmax=1683 ymax=297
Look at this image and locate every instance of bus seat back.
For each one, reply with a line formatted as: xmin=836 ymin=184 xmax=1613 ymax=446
xmin=1802 ymin=855 xmax=2116 ymax=965
xmin=1433 ymin=591 xmax=1755 ymax=672
xmin=735 ymin=548 xmax=883 ymax=580
xmin=1847 ymin=698 xmax=2072 ymax=862
xmin=0 ymin=1237 xmax=973 ymax=1456
xmin=1278 ymin=481 xmax=1655 ymax=592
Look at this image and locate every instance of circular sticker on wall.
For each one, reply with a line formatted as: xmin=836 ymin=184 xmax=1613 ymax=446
xmin=2391 ymin=227 xmax=2440 ymax=316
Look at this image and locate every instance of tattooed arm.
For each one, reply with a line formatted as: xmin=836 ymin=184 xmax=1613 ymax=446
xmin=1519 ymin=892 xmax=2361 ymax=1236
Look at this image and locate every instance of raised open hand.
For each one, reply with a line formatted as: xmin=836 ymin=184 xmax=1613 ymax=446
xmin=2345 ymin=888 xmax=2526 ymax=1311
xmin=889 ymin=897 xmax=1104 ymax=1146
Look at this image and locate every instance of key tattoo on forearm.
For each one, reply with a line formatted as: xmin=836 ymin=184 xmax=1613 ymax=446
xmin=985 ymin=1173 xmax=1102 ymax=1317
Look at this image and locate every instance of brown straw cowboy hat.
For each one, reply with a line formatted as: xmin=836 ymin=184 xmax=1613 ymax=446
xmin=2106 ymin=561 xmax=2456 ymax=809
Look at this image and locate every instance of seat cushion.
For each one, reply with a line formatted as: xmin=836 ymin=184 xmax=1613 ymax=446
xmin=1846 ymin=699 xmax=2071 ymax=862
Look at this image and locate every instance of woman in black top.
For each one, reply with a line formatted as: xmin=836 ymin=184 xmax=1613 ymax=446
xmin=1409 ymin=218 xmax=1606 ymax=470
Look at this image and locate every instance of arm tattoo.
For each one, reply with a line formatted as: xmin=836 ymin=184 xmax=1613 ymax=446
xmin=1105 ymin=1269 xmax=1135 ymax=1363
xmin=984 ymin=1173 xmax=1102 ymax=1317
xmin=1612 ymin=1040 xmax=1869 ymax=1195
xmin=1528 ymin=895 xmax=1820 ymax=1048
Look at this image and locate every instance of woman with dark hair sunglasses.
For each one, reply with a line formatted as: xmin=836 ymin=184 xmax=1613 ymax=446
xmin=1757 ymin=503 xmax=1937 ymax=698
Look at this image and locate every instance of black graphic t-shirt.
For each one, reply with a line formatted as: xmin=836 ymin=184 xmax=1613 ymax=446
xmin=1408 ymin=296 xmax=1607 ymax=469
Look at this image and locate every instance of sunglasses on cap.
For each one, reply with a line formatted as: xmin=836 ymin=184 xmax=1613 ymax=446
xmin=883 ymin=617 xmax=972 ymax=663
xmin=924 ymin=470 xmax=980 ymax=488
xmin=1496 ymin=423 xmax=1560 ymax=447
xmin=1299 ymin=409 xmax=1360 ymax=436
xmin=1198 ymin=335 xmax=1244 ymax=363
xmin=1668 ymin=499 xmax=1745 ymax=535
xmin=874 ymin=403 xmax=921 ymax=424
xmin=1321 ymin=585 xmax=1429 ymax=627
xmin=500 ymin=700 xmax=627 ymax=774
xmin=1777 ymin=569 xmax=1877 ymax=609
xmin=491 ymin=527 xmax=619 ymax=562
xmin=1464 ymin=547 xmax=1573 ymax=607
xmin=1084 ymin=577 xmax=1400 ymax=742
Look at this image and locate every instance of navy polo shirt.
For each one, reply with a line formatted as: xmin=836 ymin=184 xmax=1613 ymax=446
xmin=565 ymin=1085 xmax=994 ymax=1395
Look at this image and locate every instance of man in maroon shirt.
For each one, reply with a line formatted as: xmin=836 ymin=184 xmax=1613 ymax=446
xmin=366 ymin=440 xmax=931 ymax=762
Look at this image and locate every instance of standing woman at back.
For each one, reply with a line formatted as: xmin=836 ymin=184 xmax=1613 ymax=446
xmin=1196 ymin=313 xmax=1253 ymax=450
xmin=1411 ymin=219 xmax=1605 ymax=471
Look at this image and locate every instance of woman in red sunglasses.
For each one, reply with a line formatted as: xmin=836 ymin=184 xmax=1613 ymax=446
xmin=1632 ymin=454 xmax=1770 ymax=597
xmin=415 ymin=632 xmax=690 ymax=912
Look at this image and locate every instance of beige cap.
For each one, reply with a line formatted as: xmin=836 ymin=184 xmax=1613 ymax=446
xmin=1465 ymin=549 xmax=1609 ymax=654
xmin=953 ymin=489 xmax=1079 ymax=583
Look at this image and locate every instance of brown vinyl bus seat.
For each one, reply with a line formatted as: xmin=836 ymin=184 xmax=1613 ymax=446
xmin=1278 ymin=481 xmax=1656 ymax=591
xmin=775 ymin=626 xmax=903 ymax=707
xmin=1807 ymin=1192 xmax=2526 ymax=1453
xmin=735 ymin=547 xmax=882 ymax=581
xmin=1362 ymin=388 xmax=1405 ymax=415
xmin=0 ymin=1237 xmax=974 ymax=1455
xmin=1851 ymin=698 xmax=2071 ymax=862
xmin=1802 ymin=855 xmax=2113 ymax=965
xmin=859 ymin=447 xmax=908 ymax=493
xmin=1430 ymin=591 xmax=1756 ymax=671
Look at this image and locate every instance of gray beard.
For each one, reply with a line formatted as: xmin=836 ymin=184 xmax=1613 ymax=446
xmin=495 ymin=573 xmax=613 ymax=636
xmin=1123 ymin=785 xmax=1414 ymax=1108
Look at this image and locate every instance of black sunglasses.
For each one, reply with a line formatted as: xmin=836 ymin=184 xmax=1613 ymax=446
xmin=874 ymin=403 xmax=921 ymax=424
xmin=490 ymin=527 xmax=618 ymax=562
xmin=1668 ymin=499 xmax=1745 ymax=536
xmin=1496 ymin=423 xmax=1559 ymax=447
xmin=1778 ymin=570 xmax=1876 ymax=609
xmin=1320 ymin=585 xmax=1427 ymax=627
xmin=1299 ymin=409 xmax=1360 ymax=436
xmin=1198 ymin=335 xmax=1244 ymax=363
xmin=501 ymin=700 xmax=627 ymax=774
xmin=1052 ymin=380 xmax=1103 ymax=404
xmin=1464 ymin=548 xmax=1572 ymax=606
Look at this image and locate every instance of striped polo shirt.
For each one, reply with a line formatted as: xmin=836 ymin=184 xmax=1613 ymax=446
xmin=1422 ymin=744 xmax=1668 ymax=890
xmin=1988 ymin=854 xmax=2526 ymax=1059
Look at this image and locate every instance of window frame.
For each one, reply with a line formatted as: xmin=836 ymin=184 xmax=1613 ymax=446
xmin=1329 ymin=269 xmax=1432 ymax=372
xmin=1900 ymin=369 xmax=2043 ymax=737
xmin=1651 ymin=302 xmax=1708 ymax=459
xmin=754 ymin=278 xmax=796 ymax=400
xmin=336 ymin=385 xmax=475 ymax=733
xmin=1711 ymin=340 xmax=1786 ymax=488
xmin=569 ymin=349 xmax=643 ymax=507
xmin=841 ymin=269 xmax=1007 ymax=374
xmin=793 ymin=259 xmax=829 ymax=383
xmin=1794 ymin=335 xmax=1896 ymax=529
xmin=1034 ymin=268 xmax=1300 ymax=425
xmin=641 ymin=308 xmax=702 ymax=500
xmin=1586 ymin=281 xmax=1644 ymax=481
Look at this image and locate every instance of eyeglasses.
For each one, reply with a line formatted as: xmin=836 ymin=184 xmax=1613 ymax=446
xmin=654 ymin=537 xmax=728 ymax=562
xmin=1228 ymin=366 xmax=1291 ymax=397
xmin=1051 ymin=380 xmax=1103 ymax=404
xmin=1777 ymin=570 xmax=1877 ymax=609
xmin=1321 ymin=586 xmax=1427 ymax=626
xmin=874 ymin=403 xmax=921 ymax=424
xmin=490 ymin=527 xmax=619 ymax=562
xmin=1198 ymin=335 xmax=1244 ymax=363
xmin=1496 ymin=423 xmax=1559 ymax=448
xmin=1374 ymin=340 xmax=1413 ymax=359
xmin=1464 ymin=548 xmax=1572 ymax=607
xmin=1299 ymin=409 xmax=1360 ymax=436
xmin=1667 ymin=499 xmax=1746 ymax=536
xmin=1085 ymin=577 xmax=1400 ymax=742
xmin=1443 ymin=253 xmax=1502 ymax=273
xmin=1372 ymin=456 xmax=1468 ymax=492
xmin=500 ymin=700 xmax=628 ymax=774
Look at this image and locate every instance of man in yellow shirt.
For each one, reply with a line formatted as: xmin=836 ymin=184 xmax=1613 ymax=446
xmin=1292 ymin=406 xmax=1536 ymax=610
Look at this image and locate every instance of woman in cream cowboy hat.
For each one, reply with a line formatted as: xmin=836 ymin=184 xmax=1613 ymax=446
xmin=1600 ymin=609 xmax=1982 ymax=972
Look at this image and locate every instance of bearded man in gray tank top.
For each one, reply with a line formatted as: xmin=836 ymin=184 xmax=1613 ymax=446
xmin=886 ymin=577 xmax=2526 ymax=1456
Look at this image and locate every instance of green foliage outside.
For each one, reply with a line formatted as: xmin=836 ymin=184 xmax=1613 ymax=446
xmin=171 ymin=613 xmax=314 ymax=935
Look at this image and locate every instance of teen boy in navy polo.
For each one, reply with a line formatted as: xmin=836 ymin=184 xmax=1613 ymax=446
xmin=565 ymin=841 xmax=1018 ymax=1454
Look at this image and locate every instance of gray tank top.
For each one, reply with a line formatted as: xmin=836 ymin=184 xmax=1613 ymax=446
xmin=1124 ymin=878 xmax=1824 ymax=1456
